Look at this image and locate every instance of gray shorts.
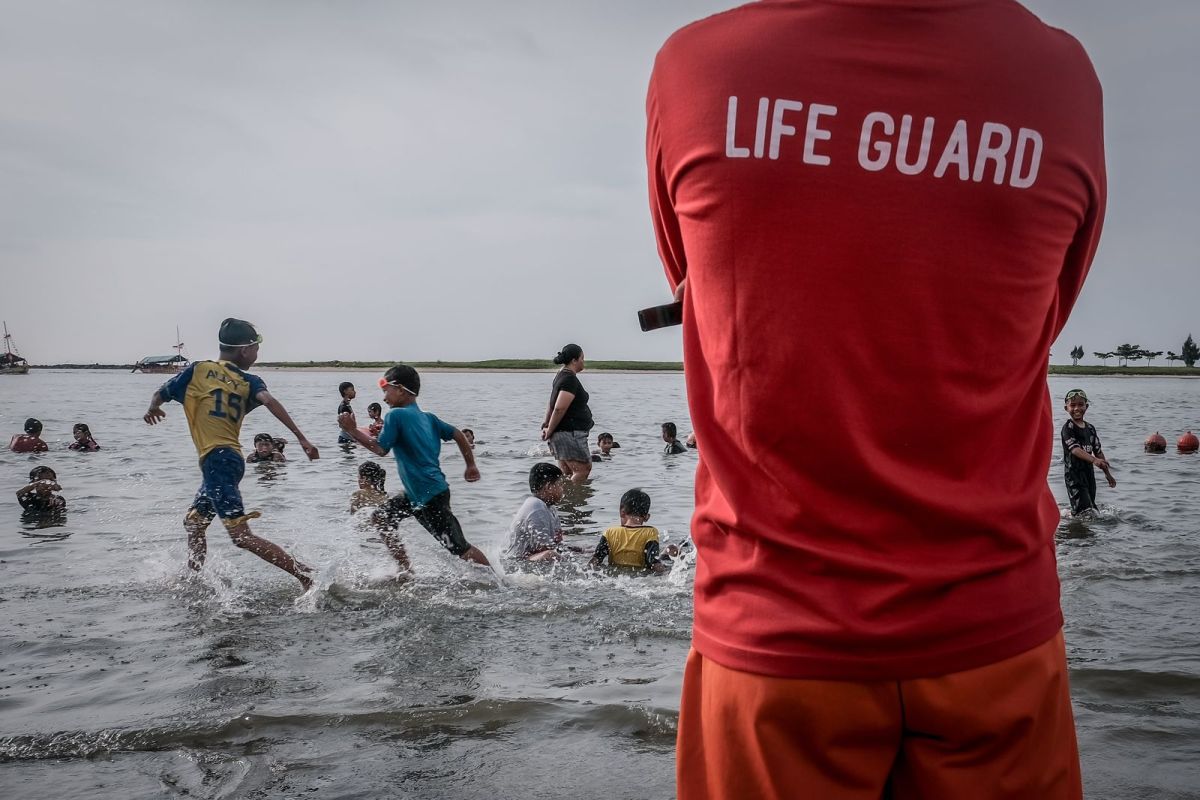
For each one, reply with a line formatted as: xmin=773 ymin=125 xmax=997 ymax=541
xmin=548 ymin=429 xmax=591 ymax=463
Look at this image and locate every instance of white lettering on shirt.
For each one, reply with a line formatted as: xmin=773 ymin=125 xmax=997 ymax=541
xmin=723 ymin=97 xmax=1043 ymax=189
xmin=803 ymin=104 xmax=837 ymax=165
xmin=726 ymin=96 xmax=750 ymax=158
xmin=1010 ymin=128 xmax=1043 ymax=189
xmin=973 ymin=122 xmax=1013 ymax=184
xmin=896 ymin=115 xmax=935 ymax=176
xmin=859 ymin=111 xmax=894 ymax=171
xmin=934 ymin=120 xmax=971 ymax=181
xmin=769 ymin=99 xmax=804 ymax=160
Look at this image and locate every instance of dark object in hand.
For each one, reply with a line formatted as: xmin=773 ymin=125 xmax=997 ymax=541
xmin=638 ymin=302 xmax=683 ymax=331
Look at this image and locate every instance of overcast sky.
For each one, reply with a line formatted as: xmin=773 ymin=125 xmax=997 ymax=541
xmin=2 ymin=1 xmax=1196 ymax=364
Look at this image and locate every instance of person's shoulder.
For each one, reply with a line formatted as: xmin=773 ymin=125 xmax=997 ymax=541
xmin=656 ymin=1 xmax=759 ymax=58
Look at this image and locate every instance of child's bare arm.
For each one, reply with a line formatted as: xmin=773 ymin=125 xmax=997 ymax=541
xmin=451 ymin=430 xmax=480 ymax=482
xmin=257 ymin=390 xmax=319 ymax=460
xmin=144 ymin=389 xmax=167 ymax=424
xmin=338 ymin=412 xmax=389 ymax=456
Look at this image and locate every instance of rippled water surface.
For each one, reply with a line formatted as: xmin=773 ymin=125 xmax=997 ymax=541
xmin=1 ymin=370 xmax=1197 ymax=799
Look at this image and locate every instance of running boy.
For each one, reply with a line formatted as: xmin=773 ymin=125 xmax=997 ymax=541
xmin=1062 ymin=388 xmax=1116 ymax=515
xmin=337 ymin=364 xmax=490 ymax=570
xmin=505 ymin=463 xmax=567 ymax=561
xmin=143 ymin=318 xmax=319 ymax=589
xmin=337 ymin=382 xmax=356 ymax=444
xmin=589 ymin=488 xmax=674 ymax=573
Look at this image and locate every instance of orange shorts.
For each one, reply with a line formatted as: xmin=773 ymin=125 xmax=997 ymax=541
xmin=677 ymin=631 xmax=1081 ymax=800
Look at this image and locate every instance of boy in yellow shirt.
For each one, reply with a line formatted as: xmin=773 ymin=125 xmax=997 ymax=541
xmin=143 ymin=318 xmax=319 ymax=590
xmin=590 ymin=488 xmax=676 ymax=574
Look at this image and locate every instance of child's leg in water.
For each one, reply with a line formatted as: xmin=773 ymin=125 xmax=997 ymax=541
xmin=225 ymin=520 xmax=313 ymax=589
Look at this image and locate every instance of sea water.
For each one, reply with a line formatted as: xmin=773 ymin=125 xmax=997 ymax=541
xmin=0 ymin=371 xmax=1197 ymax=798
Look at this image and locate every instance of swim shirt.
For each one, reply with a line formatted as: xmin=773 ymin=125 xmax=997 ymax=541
xmin=505 ymin=495 xmax=563 ymax=558
xmin=376 ymin=403 xmax=456 ymax=507
xmin=10 ymin=435 xmax=48 ymax=454
xmin=648 ymin=1 xmax=1105 ymax=679
xmin=593 ymin=526 xmax=661 ymax=570
xmin=159 ymin=360 xmax=267 ymax=460
xmin=1061 ymin=421 xmax=1102 ymax=476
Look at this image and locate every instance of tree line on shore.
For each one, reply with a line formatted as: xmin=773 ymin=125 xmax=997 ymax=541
xmin=1069 ymin=335 xmax=1200 ymax=367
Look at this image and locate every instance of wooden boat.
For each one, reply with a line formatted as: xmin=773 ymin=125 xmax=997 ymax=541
xmin=1 ymin=322 xmax=29 ymax=375
xmin=133 ymin=328 xmax=189 ymax=374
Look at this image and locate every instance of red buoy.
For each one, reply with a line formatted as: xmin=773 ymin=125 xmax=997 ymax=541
xmin=1179 ymin=431 xmax=1199 ymax=453
xmin=1144 ymin=432 xmax=1167 ymax=453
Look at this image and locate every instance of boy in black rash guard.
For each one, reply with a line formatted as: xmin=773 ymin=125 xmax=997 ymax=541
xmin=337 ymin=382 xmax=356 ymax=444
xmin=1061 ymin=389 xmax=1116 ymax=515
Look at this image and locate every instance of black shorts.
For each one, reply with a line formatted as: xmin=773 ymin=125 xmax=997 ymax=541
xmin=1065 ymin=469 xmax=1098 ymax=516
xmin=372 ymin=489 xmax=472 ymax=556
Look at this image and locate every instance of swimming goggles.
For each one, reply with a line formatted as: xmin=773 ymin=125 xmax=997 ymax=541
xmin=1064 ymin=389 xmax=1089 ymax=402
xmin=378 ymin=377 xmax=417 ymax=396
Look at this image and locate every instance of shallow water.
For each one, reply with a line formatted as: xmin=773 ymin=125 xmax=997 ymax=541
xmin=1 ymin=370 xmax=1197 ymax=798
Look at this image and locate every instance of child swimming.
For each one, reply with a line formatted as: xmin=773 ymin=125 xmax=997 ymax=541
xmin=68 ymin=423 xmax=100 ymax=451
xmin=589 ymin=489 xmax=676 ymax=574
xmin=10 ymin=418 xmax=48 ymax=453
xmin=16 ymin=466 xmax=66 ymax=513
xmin=505 ymin=463 xmax=568 ymax=561
xmin=350 ymin=462 xmax=388 ymax=513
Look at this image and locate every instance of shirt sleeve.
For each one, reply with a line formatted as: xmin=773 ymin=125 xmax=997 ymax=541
xmin=1091 ymin=426 xmax=1102 ymax=453
xmin=1062 ymin=423 xmax=1081 ymax=453
xmin=159 ymin=363 xmax=197 ymax=404
xmin=246 ymin=373 xmax=268 ymax=411
xmin=376 ymin=410 xmax=400 ymax=455
xmin=646 ymin=65 xmax=687 ymax=292
xmin=643 ymin=539 xmax=661 ymax=570
xmin=431 ymin=414 xmax=457 ymax=443
xmin=592 ymin=535 xmax=610 ymax=564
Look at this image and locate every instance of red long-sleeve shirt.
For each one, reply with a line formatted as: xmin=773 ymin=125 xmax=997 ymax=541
xmin=647 ymin=0 xmax=1105 ymax=680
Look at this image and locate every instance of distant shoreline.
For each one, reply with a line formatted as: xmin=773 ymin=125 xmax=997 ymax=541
xmin=20 ymin=362 xmax=1200 ymax=377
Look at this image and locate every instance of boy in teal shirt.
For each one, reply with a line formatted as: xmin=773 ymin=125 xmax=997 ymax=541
xmin=338 ymin=364 xmax=490 ymax=571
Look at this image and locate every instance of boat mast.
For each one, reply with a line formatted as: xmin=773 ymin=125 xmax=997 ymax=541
xmin=174 ymin=326 xmax=185 ymax=361
xmin=3 ymin=321 xmax=16 ymax=357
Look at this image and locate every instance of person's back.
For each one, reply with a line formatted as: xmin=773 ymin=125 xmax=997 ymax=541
xmin=649 ymin=3 xmax=1104 ymax=797
xmin=649 ymin=0 xmax=1104 ymax=681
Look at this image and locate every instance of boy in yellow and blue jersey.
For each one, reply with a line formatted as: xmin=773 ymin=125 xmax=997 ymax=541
xmin=143 ymin=318 xmax=319 ymax=589
xmin=590 ymin=488 xmax=676 ymax=574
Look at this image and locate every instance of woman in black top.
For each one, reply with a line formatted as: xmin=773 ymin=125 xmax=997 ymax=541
xmin=541 ymin=343 xmax=594 ymax=483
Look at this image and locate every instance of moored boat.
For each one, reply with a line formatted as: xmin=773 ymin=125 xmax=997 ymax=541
xmin=1 ymin=321 xmax=29 ymax=375
xmin=132 ymin=328 xmax=189 ymax=374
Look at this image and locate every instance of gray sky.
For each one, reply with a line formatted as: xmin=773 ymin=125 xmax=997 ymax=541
xmin=2 ymin=1 xmax=1196 ymax=364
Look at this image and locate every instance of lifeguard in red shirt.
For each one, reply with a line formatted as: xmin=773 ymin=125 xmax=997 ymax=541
xmin=647 ymin=1 xmax=1105 ymax=798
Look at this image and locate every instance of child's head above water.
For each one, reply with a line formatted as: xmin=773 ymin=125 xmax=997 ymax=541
xmin=597 ymin=432 xmax=619 ymax=454
xmin=72 ymin=423 xmax=91 ymax=440
xmin=367 ymin=402 xmax=383 ymax=419
xmin=253 ymin=432 xmax=274 ymax=456
xmin=1064 ymin=389 xmax=1089 ymax=421
xmin=378 ymin=365 xmax=421 ymax=407
xmin=462 ymin=428 xmax=475 ymax=446
xmin=29 ymin=465 xmax=56 ymax=483
xmin=529 ymin=462 xmax=565 ymax=505
xmin=24 ymin=418 xmax=43 ymax=436
xmin=272 ymin=438 xmax=286 ymax=452
xmin=619 ymin=488 xmax=652 ymax=525
xmin=339 ymin=381 xmax=356 ymax=400
xmin=358 ymin=461 xmax=386 ymax=492
xmin=661 ymin=422 xmax=678 ymax=442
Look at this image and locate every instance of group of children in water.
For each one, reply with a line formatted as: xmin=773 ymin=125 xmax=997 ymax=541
xmin=9 ymin=318 xmax=1125 ymax=582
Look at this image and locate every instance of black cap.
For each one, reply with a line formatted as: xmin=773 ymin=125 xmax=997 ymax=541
xmin=218 ymin=318 xmax=262 ymax=348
